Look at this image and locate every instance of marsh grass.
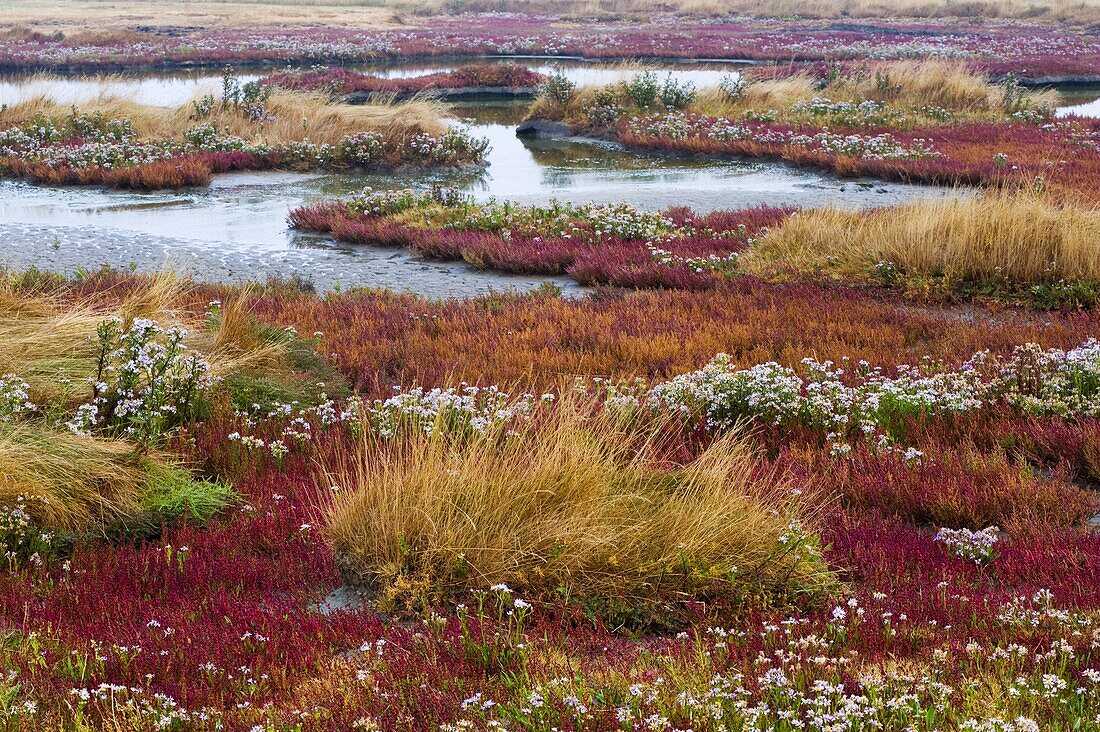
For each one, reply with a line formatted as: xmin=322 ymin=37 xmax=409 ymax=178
xmin=322 ymin=397 xmax=833 ymax=616
xmin=0 ymin=274 xmax=286 ymax=406
xmin=742 ymin=192 xmax=1100 ymax=298
xmin=0 ymin=423 xmax=145 ymax=531
xmin=0 ymin=274 xmax=269 ymax=536
xmin=139 ymin=462 xmax=238 ymax=524
xmin=0 ymin=88 xmax=449 ymax=147
xmin=533 ymin=61 xmax=1057 ymax=128
xmin=0 ymin=421 xmax=236 ymax=538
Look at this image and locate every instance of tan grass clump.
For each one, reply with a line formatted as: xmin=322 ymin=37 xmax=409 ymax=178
xmin=322 ymin=399 xmax=831 ymax=611
xmin=0 ymin=424 xmax=146 ymax=532
xmin=742 ymin=192 xmax=1100 ymax=287
xmin=826 ymin=60 xmax=1058 ymax=113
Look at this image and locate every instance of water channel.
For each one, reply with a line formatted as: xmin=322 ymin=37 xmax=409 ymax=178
xmin=3 ymin=59 xmax=1079 ymax=296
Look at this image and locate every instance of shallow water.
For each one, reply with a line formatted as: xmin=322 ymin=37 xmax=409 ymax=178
xmin=1055 ymin=84 xmax=1100 ymax=118
xmin=0 ymin=116 xmax=963 ymax=294
xmin=0 ymin=71 xmax=966 ymax=297
xmin=0 ymin=59 xmax=743 ymax=108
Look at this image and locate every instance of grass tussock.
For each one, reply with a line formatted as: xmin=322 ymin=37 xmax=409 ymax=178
xmin=0 ymin=422 xmax=238 ymax=534
xmin=0 ymin=274 xmax=285 ymax=406
xmin=0 ymin=423 xmax=146 ymax=531
xmin=0 ymin=90 xmax=449 ymax=146
xmin=743 ymin=192 xmax=1100 ymax=295
xmin=61 ymin=28 xmax=161 ymax=47
xmin=820 ymin=60 xmax=1058 ymax=113
xmin=322 ymin=399 xmax=832 ymax=615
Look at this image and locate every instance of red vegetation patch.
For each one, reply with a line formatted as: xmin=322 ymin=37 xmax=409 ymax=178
xmin=5 ymin=274 xmax=1100 ymax=727
xmin=241 ymin=280 xmax=1100 ymax=395
xmin=288 ymin=201 xmax=790 ymax=287
xmin=619 ymin=117 xmax=1100 ymax=202
xmin=786 ymin=440 xmax=1098 ymax=531
xmin=101 ymin=156 xmax=214 ymax=189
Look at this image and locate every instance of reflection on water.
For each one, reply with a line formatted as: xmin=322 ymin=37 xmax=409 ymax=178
xmin=0 ymin=71 xmax=262 ymax=107
xmin=460 ymin=123 xmax=960 ymax=211
xmin=1054 ymin=84 xmax=1100 ymax=118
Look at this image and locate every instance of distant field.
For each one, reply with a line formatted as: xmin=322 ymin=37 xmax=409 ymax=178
xmin=1 ymin=0 xmax=1096 ymax=31
xmin=0 ymin=0 xmax=401 ymax=32
xmin=392 ymin=0 xmax=1100 ymax=22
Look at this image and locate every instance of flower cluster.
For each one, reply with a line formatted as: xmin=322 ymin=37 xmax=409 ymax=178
xmin=935 ymin=525 xmax=1000 ymax=564
xmin=370 ymin=385 xmax=550 ymax=439
xmin=68 ymin=317 xmax=218 ymax=446
xmin=980 ymin=340 xmax=1100 ymax=418
xmin=645 ymin=243 xmax=741 ymax=274
xmin=345 ymin=189 xmax=700 ymax=246
xmin=0 ymin=374 xmax=35 ymax=421
xmin=445 ymin=198 xmax=679 ymax=242
xmin=649 ymin=339 xmax=1100 ymax=450
xmin=0 ymin=112 xmax=489 ymax=188
xmin=649 ymin=351 xmax=981 ymax=438
xmin=789 ymin=97 xmax=904 ymax=127
xmin=222 ymin=336 xmax=1100 ymax=461
xmin=439 ymin=586 xmax=1100 ymax=732
xmin=0 ymin=112 xmax=176 ymax=171
xmin=405 ymin=128 xmax=491 ymax=167
xmin=0 ymin=496 xmax=55 ymax=571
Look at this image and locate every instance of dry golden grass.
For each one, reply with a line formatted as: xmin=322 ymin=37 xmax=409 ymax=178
xmin=0 ymin=274 xmax=284 ymax=405
xmin=0 ymin=89 xmax=449 ymax=147
xmin=691 ymin=74 xmax=821 ymax=116
xmin=537 ymin=61 xmax=1056 ymax=127
xmin=322 ymin=397 xmax=831 ymax=610
xmin=0 ymin=424 xmax=148 ymax=532
xmin=742 ymin=192 xmax=1100 ymax=287
xmin=0 ymin=275 xmax=266 ymax=533
xmin=824 ymin=60 xmax=1059 ymax=112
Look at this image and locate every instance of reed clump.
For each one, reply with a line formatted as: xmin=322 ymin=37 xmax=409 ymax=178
xmin=742 ymin=192 xmax=1100 ymax=293
xmin=0 ymin=424 xmax=147 ymax=532
xmin=322 ymin=397 xmax=833 ymax=614
xmin=533 ymin=60 xmax=1056 ymax=129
